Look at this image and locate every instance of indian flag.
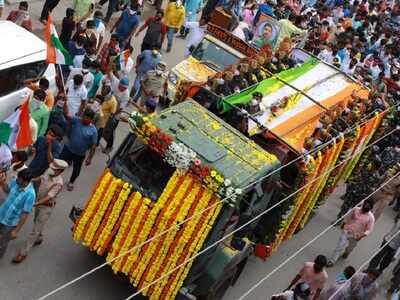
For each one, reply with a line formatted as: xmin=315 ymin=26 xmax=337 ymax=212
xmin=0 ymin=100 xmax=33 ymax=150
xmin=114 ymin=49 xmax=131 ymax=71
xmin=45 ymin=15 xmax=73 ymax=65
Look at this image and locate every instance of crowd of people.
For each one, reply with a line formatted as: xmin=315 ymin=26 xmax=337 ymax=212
xmin=1 ymin=0 xmax=400 ymax=298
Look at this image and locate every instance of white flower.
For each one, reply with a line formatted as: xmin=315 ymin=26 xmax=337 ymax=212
xmin=224 ymin=179 xmax=232 ymax=187
xmin=235 ymin=188 xmax=242 ymax=195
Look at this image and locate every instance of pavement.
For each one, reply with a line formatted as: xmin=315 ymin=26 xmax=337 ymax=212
xmin=0 ymin=2 xmax=395 ymax=300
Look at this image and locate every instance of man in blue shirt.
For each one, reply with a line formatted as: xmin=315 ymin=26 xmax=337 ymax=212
xmin=131 ymin=48 xmax=162 ymax=102
xmin=60 ymin=106 xmax=97 ymax=191
xmin=29 ymin=124 xmax=64 ymax=179
xmin=111 ymin=2 xmax=140 ymax=49
xmin=0 ymin=168 xmax=35 ymax=259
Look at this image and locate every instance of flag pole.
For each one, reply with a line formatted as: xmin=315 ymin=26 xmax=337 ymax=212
xmin=57 ymin=64 xmax=66 ymax=94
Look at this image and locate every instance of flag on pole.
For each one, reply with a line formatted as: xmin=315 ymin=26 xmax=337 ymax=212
xmin=45 ymin=15 xmax=73 ymax=65
xmin=0 ymin=100 xmax=33 ymax=150
xmin=114 ymin=49 xmax=131 ymax=71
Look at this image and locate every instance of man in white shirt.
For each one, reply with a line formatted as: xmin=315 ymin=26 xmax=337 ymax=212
xmin=184 ymin=18 xmax=206 ymax=57
xmin=68 ymin=58 xmax=95 ymax=92
xmin=100 ymin=72 xmax=129 ymax=153
xmin=66 ymin=74 xmax=88 ymax=116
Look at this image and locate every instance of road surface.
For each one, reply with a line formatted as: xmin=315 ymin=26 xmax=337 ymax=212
xmin=0 ymin=2 xmax=395 ymax=299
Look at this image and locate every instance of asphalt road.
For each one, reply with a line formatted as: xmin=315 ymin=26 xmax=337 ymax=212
xmin=0 ymin=2 xmax=395 ymax=300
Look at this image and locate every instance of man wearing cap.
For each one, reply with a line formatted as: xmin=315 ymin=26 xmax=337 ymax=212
xmin=101 ymin=70 xmax=130 ymax=153
xmin=13 ymin=159 xmax=68 ymax=263
xmin=131 ymin=48 xmax=162 ymax=102
xmin=139 ymin=61 xmax=168 ymax=111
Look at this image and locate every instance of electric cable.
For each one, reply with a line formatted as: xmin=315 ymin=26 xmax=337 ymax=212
xmin=119 ymin=129 xmax=398 ymax=300
xmin=236 ymin=172 xmax=400 ymax=300
xmin=37 ymin=105 xmax=398 ymax=300
xmin=328 ymin=228 xmax=400 ymax=300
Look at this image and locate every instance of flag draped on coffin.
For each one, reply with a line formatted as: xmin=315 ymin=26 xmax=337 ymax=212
xmin=0 ymin=100 xmax=33 ymax=150
xmin=45 ymin=15 xmax=73 ymax=65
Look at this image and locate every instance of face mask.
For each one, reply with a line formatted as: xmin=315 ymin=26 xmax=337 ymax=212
xmin=82 ymin=119 xmax=92 ymax=126
xmin=90 ymin=101 xmax=101 ymax=112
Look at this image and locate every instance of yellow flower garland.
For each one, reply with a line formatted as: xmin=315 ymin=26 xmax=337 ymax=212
xmin=94 ymin=182 xmax=132 ymax=255
xmin=73 ymin=171 xmax=112 ymax=241
xmin=84 ymin=178 xmax=121 ymax=247
xmin=75 ymin=168 xmax=223 ymax=300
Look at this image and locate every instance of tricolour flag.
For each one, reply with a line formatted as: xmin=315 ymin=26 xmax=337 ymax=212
xmin=0 ymin=100 xmax=33 ymax=150
xmin=45 ymin=15 xmax=73 ymax=65
xmin=114 ymin=49 xmax=131 ymax=71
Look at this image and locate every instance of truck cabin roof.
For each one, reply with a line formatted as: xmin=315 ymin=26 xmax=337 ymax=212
xmin=149 ymin=100 xmax=279 ymax=189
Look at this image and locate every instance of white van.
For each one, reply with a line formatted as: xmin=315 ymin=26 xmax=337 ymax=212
xmin=0 ymin=21 xmax=56 ymax=121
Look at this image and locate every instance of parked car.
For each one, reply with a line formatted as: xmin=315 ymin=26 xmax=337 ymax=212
xmin=0 ymin=21 xmax=56 ymax=121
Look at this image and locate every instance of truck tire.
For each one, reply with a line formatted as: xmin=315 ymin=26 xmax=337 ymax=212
xmin=202 ymin=267 xmax=237 ymax=300
xmin=232 ymin=257 xmax=248 ymax=286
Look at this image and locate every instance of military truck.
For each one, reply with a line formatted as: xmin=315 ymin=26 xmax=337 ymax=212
xmin=72 ymin=100 xmax=282 ymax=300
xmin=167 ymin=23 xmax=259 ymax=101
xmin=72 ymin=52 xmax=385 ymax=299
xmin=181 ymin=50 xmax=386 ymax=250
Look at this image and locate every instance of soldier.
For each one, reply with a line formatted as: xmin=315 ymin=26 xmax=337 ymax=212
xmin=241 ymin=62 xmax=258 ymax=86
xmin=380 ymin=138 xmax=400 ymax=171
xmin=214 ymin=72 xmax=234 ymax=97
xmin=337 ymin=157 xmax=382 ymax=220
xmin=372 ymin=163 xmax=400 ymax=220
xmin=231 ymin=67 xmax=248 ymax=92
xmin=248 ymin=92 xmax=263 ymax=114
xmin=251 ymin=58 xmax=268 ymax=82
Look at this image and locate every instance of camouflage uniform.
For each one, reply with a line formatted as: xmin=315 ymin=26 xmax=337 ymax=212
xmin=381 ymin=147 xmax=400 ymax=170
xmin=337 ymin=166 xmax=382 ymax=219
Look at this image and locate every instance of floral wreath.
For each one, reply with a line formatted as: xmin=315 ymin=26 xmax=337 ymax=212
xmin=129 ymin=111 xmax=242 ymax=204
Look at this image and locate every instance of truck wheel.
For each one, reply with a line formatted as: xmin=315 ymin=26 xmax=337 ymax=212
xmin=203 ymin=267 xmax=237 ymax=300
xmin=232 ymin=257 xmax=248 ymax=286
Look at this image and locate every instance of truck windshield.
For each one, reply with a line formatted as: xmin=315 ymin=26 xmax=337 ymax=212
xmin=191 ymin=38 xmax=239 ymax=70
xmin=110 ymin=134 xmax=175 ymax=201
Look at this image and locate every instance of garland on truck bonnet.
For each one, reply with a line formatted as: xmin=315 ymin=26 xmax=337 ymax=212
xmin=73 ymin=170 xmax=222 ymax=300
xmin=129 ymin=111 xmax=243 ymax=204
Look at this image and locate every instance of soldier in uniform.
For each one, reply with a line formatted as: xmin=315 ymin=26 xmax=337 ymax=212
xmin=249 ymin=59 xmax=267 ymax=83
xmin=240 ymin=63 xmax=258 ymax=87
xmin=231 ymin=66 xmax=249 ymax=92
xmin=337 ymin=156 xmax=383 ymax=220
xmin=214 ymin=72 xmax=234 ymax=97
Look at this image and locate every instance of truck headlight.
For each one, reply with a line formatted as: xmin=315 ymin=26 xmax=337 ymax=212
xmin=168 ymin=71 xmax=178 ymax=85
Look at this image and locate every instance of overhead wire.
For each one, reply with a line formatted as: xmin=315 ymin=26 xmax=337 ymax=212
xmin=236 ymin=172 xmax=400 ymax=300
xmin=37 ymin=103 xmax=398 ymax=300
xmin=120 ymin=128 xmax=398 ymax=300
xmin=327 ymin=228 xmax=400 ymax=300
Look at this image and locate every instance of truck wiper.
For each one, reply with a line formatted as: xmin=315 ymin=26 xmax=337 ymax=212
xmin=199 ymin=60 xmax=220 ymax=70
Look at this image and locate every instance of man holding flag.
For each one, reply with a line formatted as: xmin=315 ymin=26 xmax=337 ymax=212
xmin=45 ymin=14 xmax=73 ymax=73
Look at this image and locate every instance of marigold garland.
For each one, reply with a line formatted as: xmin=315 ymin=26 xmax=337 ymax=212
xmin=342 ymin=114 xmax=383 ymax=181
xmin=299 ymin=141 xmax=341 ymax=229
